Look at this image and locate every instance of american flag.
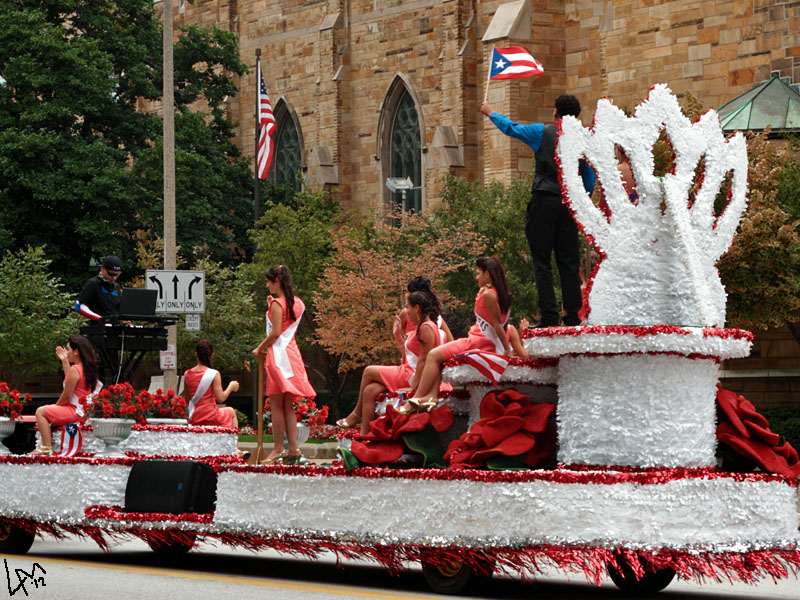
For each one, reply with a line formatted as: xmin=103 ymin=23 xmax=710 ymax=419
xmin=489 ymin=47 xmax=544 ymax=80
xmin=58 ymin=423 xmax=82 ymax=457
xmin=257 ymin=62 xmax=276 ymax=180
xmin=454 ymin=351 xmax=510 ymax=385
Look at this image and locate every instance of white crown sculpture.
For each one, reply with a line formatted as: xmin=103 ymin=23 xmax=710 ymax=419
xmin=557 ymin=85 xmax=749 ymax=327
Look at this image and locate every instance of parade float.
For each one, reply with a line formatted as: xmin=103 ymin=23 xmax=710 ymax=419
xmin=1 ymin=85 xmax=798 ymax=596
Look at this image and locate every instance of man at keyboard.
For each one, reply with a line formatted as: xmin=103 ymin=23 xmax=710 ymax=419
xmin=75 ymin=255 xmax=122 ymax=321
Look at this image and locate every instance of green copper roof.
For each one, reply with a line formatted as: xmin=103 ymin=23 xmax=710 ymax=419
xmin=718 ymin=75 xmax=800 ymax=131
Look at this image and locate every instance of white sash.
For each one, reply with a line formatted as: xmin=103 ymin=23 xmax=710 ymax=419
xmin=475 ymin=311 xmax=509 ymax=354
xmin=268 ymin=298 xmax=304 ymax=379
xmin=404 ymin=332 xmax=418 ymax=372
xmin=187 ymin=368 xmax=217 ymax=419
xmin=70 ymin=380 xmax=103 ymax=418
xmin=437 ymin=315 xmax=446 ymax=344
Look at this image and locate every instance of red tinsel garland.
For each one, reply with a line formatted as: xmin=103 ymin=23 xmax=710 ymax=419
xmin=0 ymin=453 xmax=243 ymax=470
xmin=132 ymin=424 xmax=239 ymax=434
xmin=521 ymin=324 xmax=753 ymax=341
xmin=2 ymin=515 xmax=797 ymax=585
xmin=85 ymin=505 xmax=214 ymax=523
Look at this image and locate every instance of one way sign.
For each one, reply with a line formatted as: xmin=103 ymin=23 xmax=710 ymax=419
xmin=145 ymin=270 xmax=206 ymax=314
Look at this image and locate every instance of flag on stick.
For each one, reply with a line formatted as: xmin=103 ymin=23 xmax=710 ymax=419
xmin=256 ymin=63 xmax=276 ymax=180
xmin=58 ymin=423 xmax=82 ymax=457
xmin=454 ymin=351 xmax=510 ymax=385
xmin=489 ymin=47 xmax=544 ymax=80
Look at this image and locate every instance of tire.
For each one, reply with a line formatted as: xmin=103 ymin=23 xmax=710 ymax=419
xmin=0 ymin=522 xmax=36 ymax=554
xmin=146 ymin=533 xmax=196 ymax=555
xmin=422 ymin=559 xmax=474 ymax=595
xmin=607 ymin=559 xmax=675 ymax=594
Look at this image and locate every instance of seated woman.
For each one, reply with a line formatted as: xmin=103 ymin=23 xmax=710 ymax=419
xmin=344 ymin=292 xmax=442 ymax=435
xmin=32 ymin=335 xmax=102 ymax=456
xmin=408 ymin=256 xmax=513 ymax=402
xmin=506 ymin=318 xmax=530 ymax=358
xmin=338 ymin=278 xmax=452 ymax=429
xmin=184 ymin=339 xmax=240 ymax=428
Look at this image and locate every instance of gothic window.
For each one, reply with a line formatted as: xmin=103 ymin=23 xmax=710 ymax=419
xmin=389 ymin=90 xmax=422 ymax=214
xmin=274 ymin=114 xmax=302 ymax=192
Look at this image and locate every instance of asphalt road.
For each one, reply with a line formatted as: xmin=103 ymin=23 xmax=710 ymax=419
xmin=2 ymin=536 xmax=798 ymax=600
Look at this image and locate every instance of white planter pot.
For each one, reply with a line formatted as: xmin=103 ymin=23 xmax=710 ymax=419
xmin=270 ymin=422 xmax=310 ymax=445
xmin=90 ymin=418 xmax=134 ymax=457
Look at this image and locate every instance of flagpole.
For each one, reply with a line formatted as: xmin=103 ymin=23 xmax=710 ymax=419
xmin=253 ymin=48 xmax=261 ymax=223
xmin=483 ymin=48 xmax=492 ymax=104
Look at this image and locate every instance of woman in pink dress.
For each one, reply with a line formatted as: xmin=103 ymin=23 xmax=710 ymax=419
xmin=252 ymin=265 xmax=316 ymax=464
xmin=343 ymin=292 xmax=442 ymax=435
xmin=31 ymin=335 xmax=101 ymax=456
xmin=408 ymin=256 xmax=512 ymax=402
xmin=184 ymin=339 xmax=240 ymax=428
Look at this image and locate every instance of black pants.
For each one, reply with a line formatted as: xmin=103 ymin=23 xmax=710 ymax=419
xmin=525 ymin=192 xmax=582 ymax=325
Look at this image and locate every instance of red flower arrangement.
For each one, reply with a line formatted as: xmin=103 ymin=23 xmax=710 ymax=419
xmin=81 ymin=382 xmax=144 ymax=422
xmin=445 ymin=389 xmax=557 ymax=470
xmin=349 ymin=405 xmax=454 ymax=466
xmin=263 ymin=396 xmax=329 ymax=429
xmin=0 ymin=382 xmax=30 ymax=421
xmin=142 ymin=388 xmax=188 ymax=421
xmin=716 ymin=387 xmax=800 ymax=479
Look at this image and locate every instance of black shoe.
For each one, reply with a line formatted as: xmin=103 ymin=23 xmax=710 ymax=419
xmin=562 ymin=316 xmax=582 ymax=327
xmin=530 ymin=320 xmax=559 ymax=329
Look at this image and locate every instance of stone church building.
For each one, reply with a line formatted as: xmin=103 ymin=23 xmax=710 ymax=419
xmin=169 ymin=0 xmax=800 ymax=214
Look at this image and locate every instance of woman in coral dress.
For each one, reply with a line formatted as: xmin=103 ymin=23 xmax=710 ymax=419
xmin=31 ymin=335 xmax=102 ymax=456
xmin=184 ymin=339 xmax=239 ymax=428
xmin=408 ymin=256 xmax=512 ymax=402
xmin=252 ymin=265 xmax=316 ymax=464
xmin=346 ymin=292 xmax=442 ymax=435
xmin=392 ymin=276 xmax=453 ymax=355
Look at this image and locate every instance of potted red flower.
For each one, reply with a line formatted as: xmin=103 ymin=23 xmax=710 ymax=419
xmin=142 ymin=388 xmax=188 ymax=425
xmin=81 ymin=382 xmax=143 ymax=456
xmin=0 ymin=382 xmax=31 ymax=454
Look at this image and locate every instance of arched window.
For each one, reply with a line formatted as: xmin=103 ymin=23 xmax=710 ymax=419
xmin=389 ymin=90 xmax=422 ymax=214
xmin=270 ymin=99 xmax=304 ymax=194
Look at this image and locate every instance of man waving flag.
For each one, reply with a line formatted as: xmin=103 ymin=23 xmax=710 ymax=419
xmin=489 ymin=47 xmax=544 ymax=80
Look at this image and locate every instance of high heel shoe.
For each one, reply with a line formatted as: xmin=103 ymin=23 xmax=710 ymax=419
xmin=260 ymin=449 xmax=287 ymax=465
xmin=28 ymin=445 xmax=53 ymax=457
xmin=285 ymin=453 xmax=312 ymax=466
xmin=336 ymin=413 xmax=361 ymax=429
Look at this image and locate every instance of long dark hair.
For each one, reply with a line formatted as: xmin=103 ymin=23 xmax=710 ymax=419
xmin=476 ymin=256 xmax=511 ymax=315
xmin=407 ymin=276 xmax=442 ymax=321
xmin=195 ymin=339 xmax=214 ymax=368
xmin=407 ymin=291 xmax=435 ymax=343
xmin=68 ymin=335 xmax=98 ymax=390
xmin=266 ymin=264 xmax=296 ymax=321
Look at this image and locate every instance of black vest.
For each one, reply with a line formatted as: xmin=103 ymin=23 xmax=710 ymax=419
xmin=531 ymin=124 xmax=562 ymax=197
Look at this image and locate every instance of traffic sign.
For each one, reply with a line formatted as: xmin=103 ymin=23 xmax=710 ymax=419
xmin=185 ymin=314 xmax=201 ymax=331
xmin=146 ymin=270 xmax=206 ymax=314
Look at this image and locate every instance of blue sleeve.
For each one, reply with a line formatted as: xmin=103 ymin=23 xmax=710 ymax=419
xmin=580 ymin=161 xmax=596 ymax=195
xmin=489 ymin=113 xmax=545 ymax=153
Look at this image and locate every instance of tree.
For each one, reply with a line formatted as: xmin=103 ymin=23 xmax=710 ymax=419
xmin=0 ymin=247 xmax=81 ymax=388
xmin=313 ymin=209 xmax=484 ymax=380
xmin=0 ymin=2 xmax=251 ymax=289
xmin=432 ymin=175 xmax=537 ymax=331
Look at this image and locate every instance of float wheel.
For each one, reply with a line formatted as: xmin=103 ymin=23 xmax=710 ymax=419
xmin=146 ymin=533 xmax=196 ymax=555
xmin=421 ymin=559 xmax=474 ymax=595
xmin=0 ymin=522 xmax=35 ymax=554
xmin=607 ymin=559 xmax=675 ymax=594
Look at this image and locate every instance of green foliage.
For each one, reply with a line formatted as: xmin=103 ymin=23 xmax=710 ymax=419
xmin=433 ymin=175 xmax=537 ymax=329
xmin=0 ymin=1 xmax=252 ymax=288
xmin=175 ymin=258 xmax=262 ymax=372
xmin=0 ymin=247 xmax=81 ymax=387
xmin=760 ymin=406 xmax=800 ymax=454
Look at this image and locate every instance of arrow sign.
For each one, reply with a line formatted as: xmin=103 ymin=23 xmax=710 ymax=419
xmin=149 ymin=276 xmax=164 ymax=299
xmin=145 ymin=270 xmax=205 ymax=314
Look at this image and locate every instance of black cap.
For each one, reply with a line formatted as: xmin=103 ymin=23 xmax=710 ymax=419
xmin=102 ymin=255 xmax=122 ymax=273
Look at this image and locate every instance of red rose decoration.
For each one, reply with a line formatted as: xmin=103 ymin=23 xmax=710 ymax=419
xmin=351 ymin=405 xmax=454 ymax=466
xmin=716 ymin=387 xmax=800 ymax=478
xmin=445 ymin=389 xmax=556 ymax=469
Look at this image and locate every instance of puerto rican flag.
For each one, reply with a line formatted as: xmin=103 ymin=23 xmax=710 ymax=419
xmin=489 ymin=47 xmax=543 ymax=80
xmin=58 ymin=423 xmax=82 ymax=457
xmin=454 ymin=351 xmax=510 ymax=385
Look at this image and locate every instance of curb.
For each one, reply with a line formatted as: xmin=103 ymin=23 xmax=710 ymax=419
xmin=239 ymin=440 xmax=339 ymax=459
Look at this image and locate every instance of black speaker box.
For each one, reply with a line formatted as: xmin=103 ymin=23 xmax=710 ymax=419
xmin=125 ymin=460 xmax=217 ymax=514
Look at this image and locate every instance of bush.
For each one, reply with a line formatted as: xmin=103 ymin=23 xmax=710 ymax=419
xmin=760 ymin=406 xmax=800 ymax=452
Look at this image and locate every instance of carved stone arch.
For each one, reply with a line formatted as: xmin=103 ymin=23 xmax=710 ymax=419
xmin=270 ymin=96 xmax=305 ymax=192
xmin=376 ymin=74 xmax=426 ymax=213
